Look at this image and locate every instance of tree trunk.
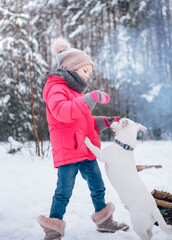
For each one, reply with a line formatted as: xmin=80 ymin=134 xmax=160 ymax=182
xmin=28 ymin=28 xmax=40 ymax=156
xmin=33 ymin=62 xmax=45 ymax=156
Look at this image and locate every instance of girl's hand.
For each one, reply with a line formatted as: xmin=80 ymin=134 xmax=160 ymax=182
xmin=107 ymin=116 xmax=121 ymax=124
xmin=83 ymin=90 xmax=110 ymax=110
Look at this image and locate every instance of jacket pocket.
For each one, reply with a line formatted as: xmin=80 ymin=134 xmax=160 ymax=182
xmin=62 ymin=128 xmax=76 ymax=150
xmin=75 ymin=131 xmax=88 ymax=152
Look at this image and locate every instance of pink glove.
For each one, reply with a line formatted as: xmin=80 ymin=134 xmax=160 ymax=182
xmin=113 ymin=116 xmax=121 ymax=122
xmin=95 ymin=116 xmax=121 ymax=132
xmin=106 ymin=116 xmax=121 ymax=125
xmin=83 ymin=90 xmax=110 ymax=110
xmin=90 ymin=90 xmax=110 ymax=103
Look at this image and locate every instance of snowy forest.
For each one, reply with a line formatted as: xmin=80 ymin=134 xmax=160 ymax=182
xmin=0 ymin=0 xmax=172 ymax=154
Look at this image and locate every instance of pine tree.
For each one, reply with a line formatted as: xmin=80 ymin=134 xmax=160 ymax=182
xmin=0 ymin=3 xmax=47 ymax=147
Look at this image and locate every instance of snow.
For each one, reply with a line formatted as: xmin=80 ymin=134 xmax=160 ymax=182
xmin=138 ymin=1 xmax=147 ymax=12
xmin=90 ymin=2 xmax=105 ymax=16
xmin=69 ymin=25 xmax=86 ymax=38
xmin=70 ymin=10 xmax=83 ymax=26
xmin=96 ymin=26 xmax=145 ymax=87
xmin=0 ymin=7 xmax=29 ymax=19
xmin=16 ymin=18 xmax=27 ymax=27
xmin=0 ymin=37 xmax=15 ymax=50
xmin=162 ymin=6 xmax=167 ymax=17
xmin=119 ymin=13 xmax=131 ymax=23
xmin=0 ymin=94 xmax=10 ymax=105
xmin=111 ymin=0 xmax=118 ymax=6
xmin=0 ymin=140 xmax=172 ymax=240
xmin=141 ymin=84 xmax=162 ymax=102
xmin=8 ymin=137 xmax=23 ymax=152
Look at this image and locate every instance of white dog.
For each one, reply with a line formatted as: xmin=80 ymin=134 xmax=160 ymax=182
xmin=84 ymin=118 xmax=172 ymax=240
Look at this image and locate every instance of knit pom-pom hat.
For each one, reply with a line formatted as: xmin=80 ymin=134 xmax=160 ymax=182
xmin=51 ymin=37 xmax=94 ymax=71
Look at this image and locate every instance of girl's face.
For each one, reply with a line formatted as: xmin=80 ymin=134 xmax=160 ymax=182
xmin=75 ymin=64 xmax=93 ymax=81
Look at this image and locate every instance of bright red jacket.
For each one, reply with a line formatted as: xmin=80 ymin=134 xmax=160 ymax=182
xmin=43 ymin=75 xmax=101 ymax=168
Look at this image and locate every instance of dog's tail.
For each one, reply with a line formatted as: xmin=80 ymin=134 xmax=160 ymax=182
xmin=152 ymin=206 xmax=172 ymax=234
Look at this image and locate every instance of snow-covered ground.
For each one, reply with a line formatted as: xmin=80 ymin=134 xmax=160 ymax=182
xmin=0 ymin=140 xmax=172 ymax=240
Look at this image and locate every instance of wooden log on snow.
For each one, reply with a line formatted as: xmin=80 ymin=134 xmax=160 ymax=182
xmin=151 ymin=189 xmax=172 ymax=203
xmin=154 ymin=198 xmax=172 ymax=209
xmin=136 ymin=165 xmax=162 ymax=172
xmin=152 ymin=190 xmax=172 ymax=225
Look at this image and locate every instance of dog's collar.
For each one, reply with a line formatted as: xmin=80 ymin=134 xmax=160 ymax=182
xmin=115 ymin=139 xmax=134 ymax=151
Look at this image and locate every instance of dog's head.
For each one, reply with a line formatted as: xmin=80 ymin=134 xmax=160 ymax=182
xmin=111 ymin=118 xmax=147 ymax=136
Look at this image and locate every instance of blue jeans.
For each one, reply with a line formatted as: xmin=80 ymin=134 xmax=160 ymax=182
xmin=49 ymin=159 xmax=106 ymax=219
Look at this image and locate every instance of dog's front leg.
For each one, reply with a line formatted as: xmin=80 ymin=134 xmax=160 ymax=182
xmin=84 ymin=137 xmax=103 ymax=162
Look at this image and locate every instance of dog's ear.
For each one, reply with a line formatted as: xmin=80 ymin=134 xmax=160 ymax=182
xmin=121 ymin=118 xmax=129 ymax=128
xmin=136 ymin=123 xmax=147 ymax=132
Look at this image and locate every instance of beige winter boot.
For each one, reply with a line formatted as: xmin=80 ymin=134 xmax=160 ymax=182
xmin=92 ymin=202 xmax=129 ymax=233
xmin=37 ymin=216 xmax=66 ymax=240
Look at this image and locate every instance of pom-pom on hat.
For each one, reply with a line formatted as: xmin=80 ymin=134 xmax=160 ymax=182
xmin=51 ymin=37 xmax=94 ymax=71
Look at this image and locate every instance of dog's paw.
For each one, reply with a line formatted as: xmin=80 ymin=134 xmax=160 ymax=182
xmin=84 ymin=137 xmax=91 ymax=146
xmin=110 ymin=121 xmax=118 ymax=132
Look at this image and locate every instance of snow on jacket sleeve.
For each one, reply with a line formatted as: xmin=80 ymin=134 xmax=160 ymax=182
xmin=47 ymin=85 xmax=91 ymax=123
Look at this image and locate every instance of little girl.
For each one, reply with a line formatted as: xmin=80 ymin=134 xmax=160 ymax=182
xmin=37 ymin=38 xmax=128 ymax=240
